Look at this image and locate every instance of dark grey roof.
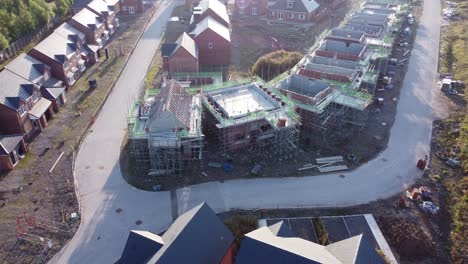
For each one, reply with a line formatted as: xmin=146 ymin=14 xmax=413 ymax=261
xmin=161 ymin=43 xmax=178 ymax=57
xmin=41 ymin=87 xmax=65 ymax=100
xmin=268 ymin=221 xmax=294 ymax=238
xmin=269 ymin=0 xmax=319 ymax=13
xmin=119 ymin=230 xmax=164 ymax=264
xmin=329 ymin=29 xmax=365 ymax=42
xmin=4 ymin=54 xmax=48 ymax=86
xmin=318 ymin=40 xmax=366 ymax=56
xmin=281 ymin=74 xmax=332 ymax=98
xmin=311 ymin=56 xmax=359 ymax=70
xmin=0 ymin=70 xmax=37 ymax=109
xmin=0 ymin=134 xmax=24 ymax=155
xmin=44 ymin=77 xmax=64 ymax=88
xmin=146 ymin=202 xmax=234 ymax=264
xmin=344 ymin=22 xmax=383 ymax=36
xmin=325 ymin=234 xmax=385 ymax=264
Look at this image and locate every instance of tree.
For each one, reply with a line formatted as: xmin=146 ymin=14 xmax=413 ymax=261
xmin=0 ymin=33 xmax=8 ymax=49
xmin=55 ymin=0 xmax=71 ymax=18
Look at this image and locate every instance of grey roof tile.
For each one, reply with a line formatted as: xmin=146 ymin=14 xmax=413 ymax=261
xmin=3 ymin=54 xmax=48 ymax=85
xmin=269 ymin=0 xmax=319 ymax=13
xmin=0 ymin=70 xmax=37 ymax=109
xmin=190 ymin=16 xmax=231 ymax=42
xmin=72 ymin=7 xmax=104 ymax=30
xmin=0 ymin=134 xmax=24 ymax=155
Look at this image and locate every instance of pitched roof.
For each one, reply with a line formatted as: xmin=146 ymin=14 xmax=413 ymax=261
xmin=87 ymin=0 xmax=114 ymax=17
xmin=3 ymin=54 xmax=48 ymax=85
xmin=268 ymin=221 xmax=294 ymax=238
xmin=237 ymin=223 xmax=385 ymax=264
xmin=196 ymin=0 xmax=230 ymax=25
xmin=32 ymin=32 xmax=79 ymax=63
xmin=325 ymin=234 xmax=385 ymax=264
xmin=148 ymin=80 xmax=194 ymax=131
xmin=146 ymin=202 xmax=234 ymax=264
xmin=269 ymin=0 xmax=319 ymax=13
xmin=71 ymin=0 xmax=92 ymax=10
xmin=71 ymin=7 xmax=104 ymax=31
xmin=54 ymin=23 xmax=86 ymax=43
xmin=162 ymin=33 xmax=198 ymax=59
xmin=0 ymin=70 xmax=37 ymax=110
xmin=119 ymin=230 xmax=164 ymax=264
xmin=190 ymin=16 xmax=231 ymax=42
xmin=0 ymin=134 xmax=24 ymax=155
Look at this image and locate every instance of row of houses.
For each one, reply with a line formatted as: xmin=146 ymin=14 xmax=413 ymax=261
xmin=0 ymin=0 xmax=121 ymax=171
xmin=162 ymin=0 xmax=232 ymax=75
xmin=117 ymin=202 xmax=387 ymax=264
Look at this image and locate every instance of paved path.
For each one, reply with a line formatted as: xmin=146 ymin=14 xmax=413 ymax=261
xmin=50 ymin=1 xmax=178 ymax=263
xmin=51 ymin=0 xmax=443 ymax=263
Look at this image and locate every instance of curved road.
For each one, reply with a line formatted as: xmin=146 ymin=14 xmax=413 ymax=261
xmin=52 ymin=0 xmax=443 ymax=263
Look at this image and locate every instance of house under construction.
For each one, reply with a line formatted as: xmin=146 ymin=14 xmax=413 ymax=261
xmin=202 ymin=79 xmax=300 ymax=158
xmin=275 ymin=74 xmax=372 ymax=134
xmin=128 ymin=79 xmax=203 ymax=176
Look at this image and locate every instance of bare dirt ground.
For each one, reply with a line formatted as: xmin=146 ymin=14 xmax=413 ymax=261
xmin=229 ymin=0 xmax=359 ymax=75
xmin=0 ymin=13 xmax=151 ymax=264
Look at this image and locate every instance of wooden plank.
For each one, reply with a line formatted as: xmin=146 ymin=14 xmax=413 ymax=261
xmin=318 ymin=165 xmax=348 ymax=173
xmin=315 ymin=156 xmax=344 ymax=164
xmin=298 ymin=165 xmax=318 ymax=171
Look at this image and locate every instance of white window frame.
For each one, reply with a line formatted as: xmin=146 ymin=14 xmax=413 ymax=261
xmin=129 ymin=6 xmax=135 ymax=14
xmin=278 ymin=12 xmax=283 ymax=20
xmin=287 ymin=1 xmax=294 ymax=8
xmin=18 ymin=105 xmax=26 ymax=116
xmin=122 ymin=6 xmax=127 ymax=11
xmin=208 ymin=43 xmax=213 ymax=49
xmin=32 ymin=91 xmax=40 ymax=102
xmin=251 ymin=7 xmax=257 ymax=15
xmin=290 ymin=13 xmax=294 ymax=19
xmin=299 ymin=14 xmax=305 ymax=20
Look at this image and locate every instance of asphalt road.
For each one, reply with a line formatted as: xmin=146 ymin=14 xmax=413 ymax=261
xmin=51 ymin=0 xmax=443 ymax=262
xmin=50 ymin=1 xmax=178 ymax=263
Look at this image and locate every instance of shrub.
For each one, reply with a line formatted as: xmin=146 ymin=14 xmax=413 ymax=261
xmin=252 ymin=50 xmax=302 ymax=81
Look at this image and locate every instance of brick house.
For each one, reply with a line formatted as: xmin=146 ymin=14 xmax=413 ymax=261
xmin=29 ymin=32 xmax=85 ymax=87
xmin=162 ymin=32 xmax=199 ymax=73
xmin=120 ymin=0 xmax=145 ymax=15
xmin=0 ymin=70 xmax=54 ymax=139
xmin=268 ymin=0 xmax=320 ymax=23
xmin=54 ymin=23 xmax=100 ymax=65
xmin=4 ymin=54 xmax=67 ymax=113
xmin=0 ymin=135 xmax=28 ymax=171
xmin=69 ymin=8 xmax=108 ymax=48
xmin=191 ymin=0 xmax=230 ymax=28
xmin=190 ymin=17 xmax=231 ymax=66
xmin=86 ymin=0 xmax=119 ymax=34
xmin=118 ymin=203 xmax=234 ymax=264
xmin=234 ymin=0 xmax=268 ymax=16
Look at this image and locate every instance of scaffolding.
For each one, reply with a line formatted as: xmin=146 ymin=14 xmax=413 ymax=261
xmin=201 ymin=79 xmax=300 ymax=159
xmin=127 ymin=80 xmax=203 ymax=176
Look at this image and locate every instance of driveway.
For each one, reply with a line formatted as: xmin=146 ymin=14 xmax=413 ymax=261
xmin=52 ymin=0 xmax=442 ymax=263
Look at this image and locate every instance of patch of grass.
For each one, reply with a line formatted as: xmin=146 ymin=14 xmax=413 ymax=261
xmin=224 ymin=215 xmax=258 ymax=251
xmin=252 ymin=50 xmax=303 ymax=81
xmin=312 ymin=218 xmax=330 ymax=245
xmin=15 ymin=153 xmax=37 ymax=170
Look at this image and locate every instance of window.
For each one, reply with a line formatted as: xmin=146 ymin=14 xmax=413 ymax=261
xmin=240 ymin=7 xmax=245 ymax=14
xmin=129 ymin=6 xmax=135 ymax=14
xmin=122 ymin=6 xmax=127 ymax=11
xmin=290 ymin=13 xmax=294 ymax=19
xmin=278 ymin=12 xmax=283 ymax=20
xmin=251 ymin=7 xmax=257 ymax=15
xmin=208 ymin=43 xmax=213 ymax=49
xmin=271 ymin=11 xmax=275 ymax=16
xmin=32 ymin=91 xmax=40 ymax=102
xmin=287 ymin=1 xmax=294 ymax=8
xmin=299 ymin=14 xmax=305 ymax=20
xmin=18 ymin=105 xmax=26 ymax=116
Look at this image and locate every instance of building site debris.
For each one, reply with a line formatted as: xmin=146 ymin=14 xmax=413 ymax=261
xmin=315 ymin=156 xmax=343 ymax=164
xmin=445 ymin=158 xmax=460 ymax=168
xmin=251 ymin=163 xmax=265 ymax=175
xmin=318 ymin=165 xmax=349 ymax=173
xmin=416 ymin=156 xmax=428 ymax=170
xmin=406 ymin=186 xmax=432 ymax=201
xmin=419 ymin=201 xmax=440 ymax=214
xmin=297 ymin=164 xmax=318 ymax=171
xmin=208 ymin=162 xmax=222 ymax=168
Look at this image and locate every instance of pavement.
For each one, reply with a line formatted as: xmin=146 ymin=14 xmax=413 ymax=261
xmin=50 ymin=0 xmax=443 ymax=263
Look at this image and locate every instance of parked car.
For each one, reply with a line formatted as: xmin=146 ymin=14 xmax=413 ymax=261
xmin=419 ymin=201 xmax=439 ymax=214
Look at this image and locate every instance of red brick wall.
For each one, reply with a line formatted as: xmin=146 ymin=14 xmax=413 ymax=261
xmin=219 ymin=244 xmax=235 ymax=264
xmin=29 ymin=49 xmax=67 ymax=85
xmin=120 ymin=0 xmax=144 ymax=15
xmin=168 ymin=48 xmax=199 ymax=73
xmin=0 ymin=104 xmax=23 ymax=135
xmin=268 ymin=9 xmax=318 ymax=23
xmin=69 ymin=19 xmax=106 ymax=46
xmin=193 ymin=29 xmax=230 ymax=66
xmin=298 ymin=68 xmax=351 ymax=82
xmin=235 ymin=0 xmax=268 ymax=16
xmin=314 ymin=50 xmax=360 ymax=62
